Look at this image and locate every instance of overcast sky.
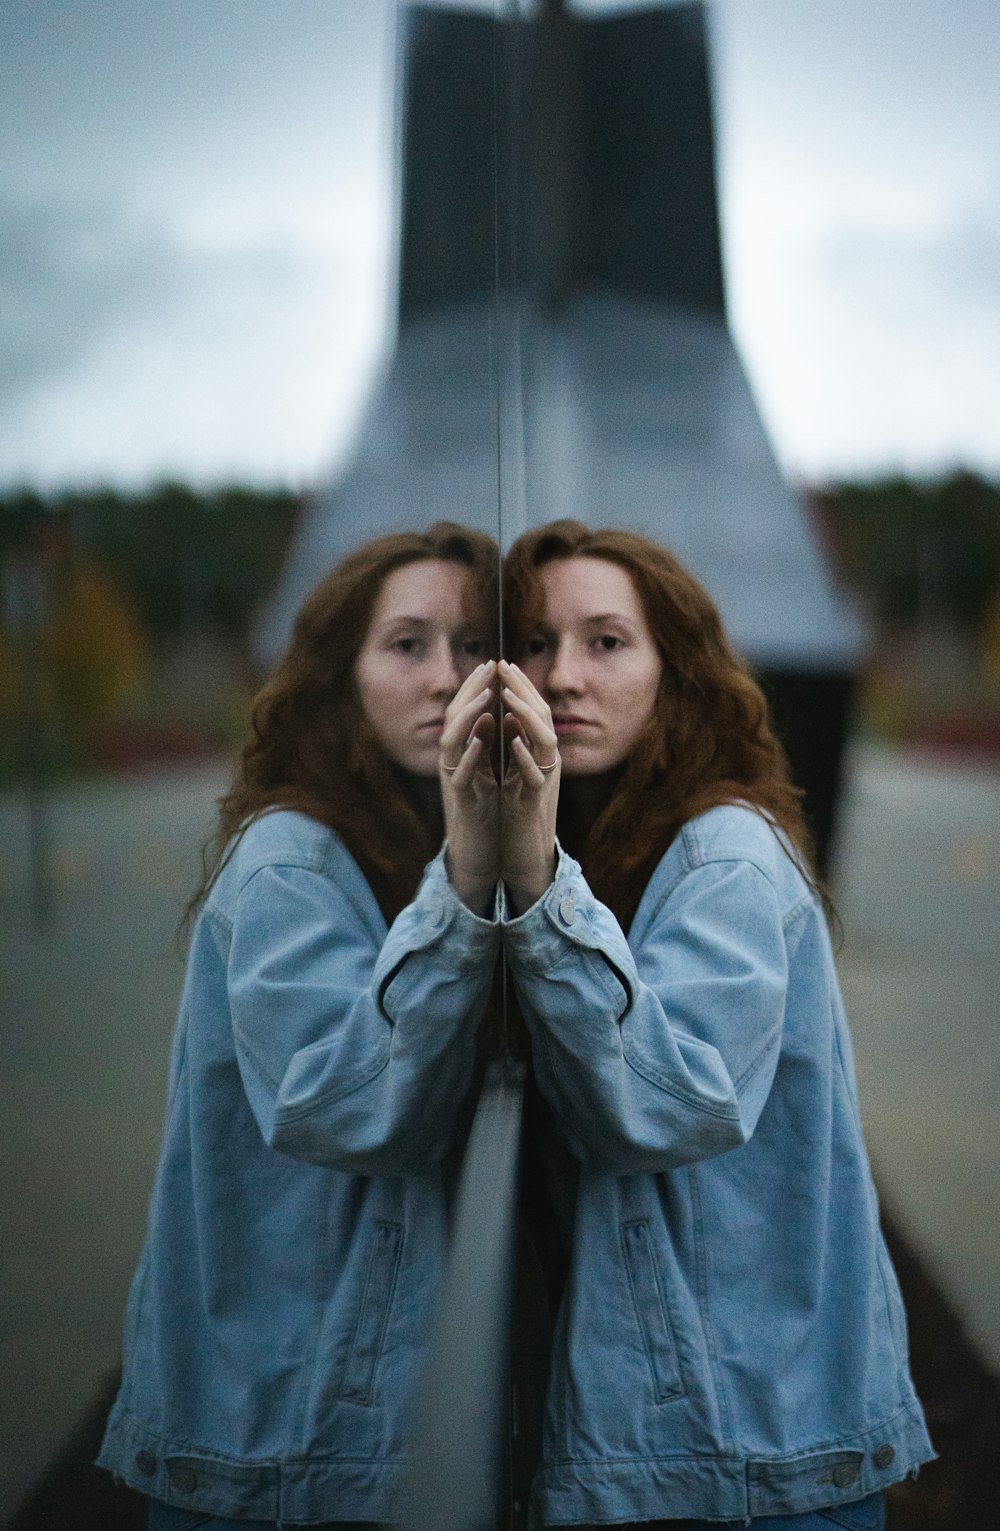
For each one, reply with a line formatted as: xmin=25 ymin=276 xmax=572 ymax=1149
xmin=1 ymin=0 xmax=998 ymax=491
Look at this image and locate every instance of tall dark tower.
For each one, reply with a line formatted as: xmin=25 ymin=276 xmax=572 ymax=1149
xmin=399 ymin=1 xmax=725 ymax=318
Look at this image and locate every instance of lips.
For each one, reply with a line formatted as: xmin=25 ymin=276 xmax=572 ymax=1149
xmin=552 ymin=715 xmax=595 ymax=733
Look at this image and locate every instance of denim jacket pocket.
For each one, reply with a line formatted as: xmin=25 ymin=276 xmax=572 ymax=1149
xmin=620 ymin=1219 xmax=685 ymax=1402
xmin=338 ymin=1220 xmax=404 ymax=1405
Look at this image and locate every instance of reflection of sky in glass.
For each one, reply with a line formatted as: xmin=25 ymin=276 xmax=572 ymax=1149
xmin=0 ymin=0 xmax=998 ymax=487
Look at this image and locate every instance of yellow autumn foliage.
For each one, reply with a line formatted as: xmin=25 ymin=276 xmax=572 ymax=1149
xmin=42 ymin=561 xmax=148 ymax=722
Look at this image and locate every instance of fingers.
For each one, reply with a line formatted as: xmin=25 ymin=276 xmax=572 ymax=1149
xmin=442 ymin=711 xmax=497 ymax=787
xmin=499 ymin=684 xmax=557 ymax=765
xmin=441 ymin=658 xmax=559 ymax=790
xmin=442 ymin=686 xmax=493 ymax=752
xmin=508 ymin=731 xmax=555 ymax=787
xmin=454 ymin=658 xmax=496 ymax=701
xmin=441 ymin=712 xmax=496 ymax=784
xmin=444 ymin=730 xmax=485 ymax=790
xmin=444 ymin=661 xmax=496 ymax=721
xmin=441 ymin=661 xmax=498 ymax=771
xmin=498 ymin=660 xmax=549 ymax=720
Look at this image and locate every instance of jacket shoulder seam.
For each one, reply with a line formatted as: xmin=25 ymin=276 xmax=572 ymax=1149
xmin=646 ymin=846 xmax=785 ymax=921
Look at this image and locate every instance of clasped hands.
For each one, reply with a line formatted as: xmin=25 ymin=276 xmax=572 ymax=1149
xmin=440 ymin=660 xmax=559 ymax=916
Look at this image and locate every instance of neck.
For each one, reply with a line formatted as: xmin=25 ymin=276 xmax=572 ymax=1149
xmin=392 ymin=767 xmax=444 ymax=841
xmin=557 ymin=769 xmax=622 ymax=855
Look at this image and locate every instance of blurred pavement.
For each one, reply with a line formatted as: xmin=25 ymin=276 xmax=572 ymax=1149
xmin=1 ymin=742 xmax=998 ymax=1518
xmin=0 ymin=760 xmax=230 ymax=1517
xmin=833 ymin=740 xmax=1000 ymax=1369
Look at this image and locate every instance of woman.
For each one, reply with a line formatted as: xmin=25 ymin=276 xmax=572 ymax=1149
xmin=98 ymin=523 xmax=503 ymax=1528
xmin=456 ymin=521 xmax=934 ymax=1529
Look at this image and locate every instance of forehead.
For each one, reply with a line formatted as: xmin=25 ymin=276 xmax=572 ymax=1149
xmin=370 ymin=558 xmax=472 ymax=623
xmin=538 ymin=556 xmax=644 ymax=623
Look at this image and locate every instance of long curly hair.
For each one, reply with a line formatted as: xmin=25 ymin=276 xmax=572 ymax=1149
xmin=503 ymin=520 xmax=817 ymax=930
xmin=192 ymin=522 xmax=498 ymax=926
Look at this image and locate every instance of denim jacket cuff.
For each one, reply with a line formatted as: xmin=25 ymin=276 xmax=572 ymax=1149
xmin=374 ymin=847 xmax=501 ymax=991
xmin=498 ymin=840 xmax=568 ymax=925
xmin=501 ymin=844 xmax=630 ymax=977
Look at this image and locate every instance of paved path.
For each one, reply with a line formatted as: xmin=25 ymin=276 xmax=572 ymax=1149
xmin=1 ymin=744 xmax=998 ymax=1516
xmin=833 ymin=741 xmax=1000 ymax=1369
xmin=0 ymin=760 xmax=230 ymax=1517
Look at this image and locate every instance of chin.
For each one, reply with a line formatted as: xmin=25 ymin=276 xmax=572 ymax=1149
xmin=558 ymin=754 xmax=612 ymax=778
xmin=559 ymin=744 xmax=631 ymax=779
xmin=388 ymin=748 xmax=439 ymax=779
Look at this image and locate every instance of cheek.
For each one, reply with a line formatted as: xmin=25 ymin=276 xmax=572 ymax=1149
xmin=355 ymin=658 xmax=400 ymax=723
xmin=626 ymin=663 xmax=662 ymax=729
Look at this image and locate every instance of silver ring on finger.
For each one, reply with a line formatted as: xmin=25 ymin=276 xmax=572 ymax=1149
xmin=537 ymin=759 xmax=559 ymax=773
xmin=440 ymin=763 xmax=460 ymax=776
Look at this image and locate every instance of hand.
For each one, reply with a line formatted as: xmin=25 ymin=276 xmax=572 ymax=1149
xmin=439 ymin=661 xmax=500 ymax=913
xmin=498 ymin=661 xmax=560 ymax=914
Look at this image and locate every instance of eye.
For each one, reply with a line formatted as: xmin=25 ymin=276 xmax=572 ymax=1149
xmin=392 ymin=636 xmax=424 ymax=656
xmin=458 ymin=636 xmax=487 ymax=658
xmin=596 ymin=634 xmax=625 ymax=652
xmin=522 ymin=635 xmax=549 ymax=657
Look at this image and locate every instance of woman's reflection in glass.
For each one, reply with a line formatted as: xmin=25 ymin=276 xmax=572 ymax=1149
xmin=97 ymin=522 xmax=502 ymax=1531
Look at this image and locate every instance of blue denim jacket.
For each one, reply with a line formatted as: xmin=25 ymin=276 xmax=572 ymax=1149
xmin=503 ymin=804 xmax=933 ymax=1526
xmin=98 ymin=810 xmax=499 ymax=1522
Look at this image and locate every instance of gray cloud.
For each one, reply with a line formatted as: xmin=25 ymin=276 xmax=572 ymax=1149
xmin=1 ymin=202 xmax=176 ymax=395
xmin=0 ymin=197 xmax=308 ymax=404
xmin=814 ymin=199 xmax=1000 ymax=315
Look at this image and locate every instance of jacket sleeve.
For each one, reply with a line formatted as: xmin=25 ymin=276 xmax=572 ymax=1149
xmin=225 ymin=849 xmax=500 ymax=1175
xmin=501 ymin=847 xmax=788 ymax=1173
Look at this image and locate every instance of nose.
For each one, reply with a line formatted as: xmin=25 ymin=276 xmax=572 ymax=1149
xmin=427 ymin=637 xmax=462 ymax=698
xmin=545 ymin=638 xmax=583 ymax=698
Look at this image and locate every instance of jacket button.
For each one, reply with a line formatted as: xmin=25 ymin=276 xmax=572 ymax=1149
xmin=167 ymin=1463 xmax=198 ymax=1494
xmin=831 ymin=1462 xmax=860 ymax=1489
xmin=134 ymin=1450 xmax=157 ymax=1475
xmin=873 ymin=1444 xmax=895 ymax=1469
xmin=558 ymin=892 xmax=576 ymax=926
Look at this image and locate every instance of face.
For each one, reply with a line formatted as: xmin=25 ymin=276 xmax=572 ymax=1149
xmin=520 ymin=556 xmax=663 ymax=777
xmin=354 ymin=559 xmax=489 ymax=775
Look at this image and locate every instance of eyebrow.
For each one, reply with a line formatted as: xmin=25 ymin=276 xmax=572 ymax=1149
xmin=578 ymin=612 xmax=642 ymax=632
xmin=531 ymin=611 xmax=637 ymax=631
xmin=378 ymin=616 xmax=483 ymax=634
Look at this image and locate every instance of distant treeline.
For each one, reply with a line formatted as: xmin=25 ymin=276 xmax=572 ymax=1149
xmin=3 ymin=472 xmax=999 ymax=642
xmin=0 ymin=482 xmax=301 ymax=643
xmin=809 ymin=471 xmax=1000 ymax=631
xmin=1 ymin=474 xmax=998 ymax=773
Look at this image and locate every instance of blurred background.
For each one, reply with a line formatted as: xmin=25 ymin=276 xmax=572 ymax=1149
xmin=1 ymin=1 xmax=998 ymax=1526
